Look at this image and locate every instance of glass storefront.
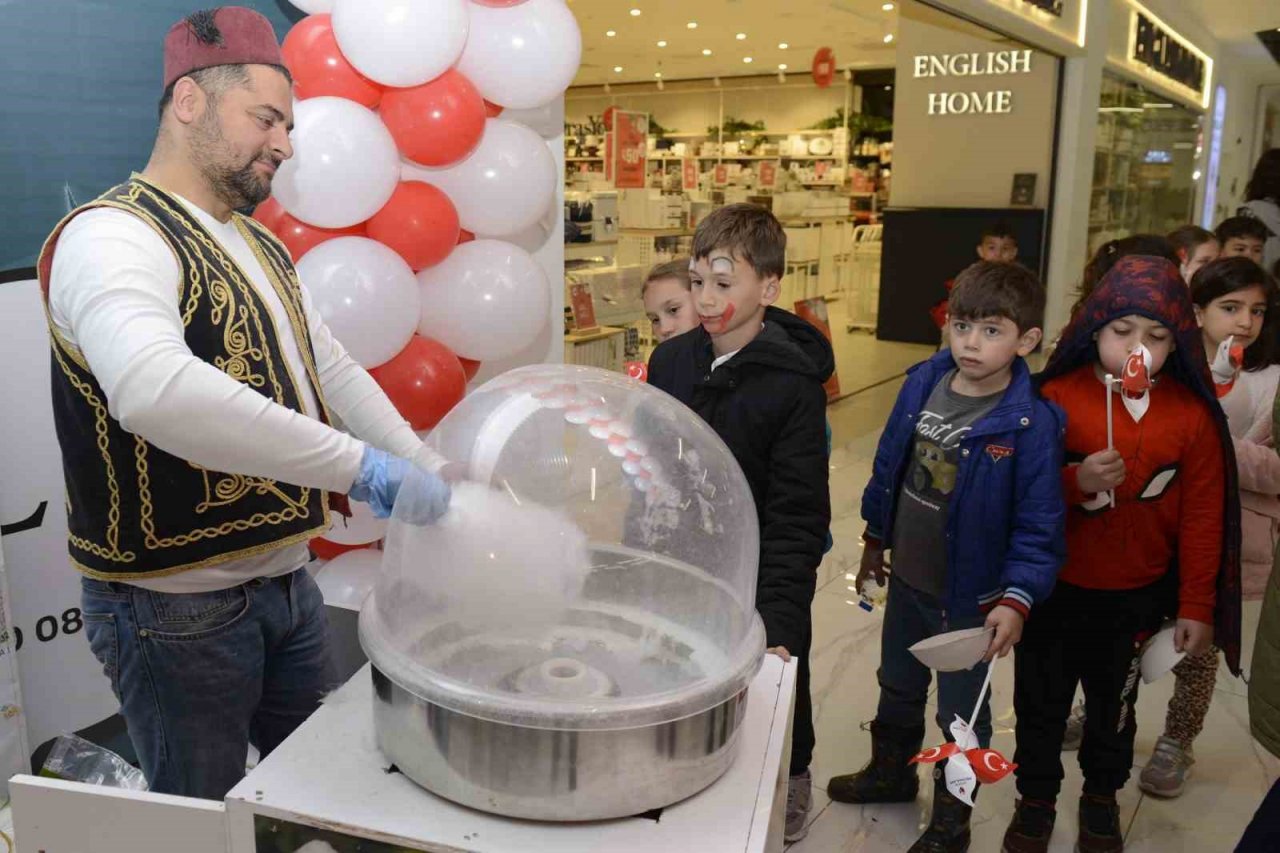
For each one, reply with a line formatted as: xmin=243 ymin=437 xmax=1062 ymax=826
xmin=1088 ymin=71 xmax=1203 ymax=253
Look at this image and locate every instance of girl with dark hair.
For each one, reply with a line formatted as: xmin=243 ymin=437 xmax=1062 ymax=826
xmin=1240 ymin=148 xmax=1280 ymax=271
xmin=1133 ymin=257 xmax=1280 ymax=798
xmin=1166 ymin=225 xmax=1220 ymax=284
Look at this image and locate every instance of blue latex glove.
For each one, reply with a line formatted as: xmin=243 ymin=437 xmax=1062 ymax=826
xmin=348 ymin=447 xmax=451 ymax=523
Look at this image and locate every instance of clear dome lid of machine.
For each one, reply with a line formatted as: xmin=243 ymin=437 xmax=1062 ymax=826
xmin=360 ymin=364 xmax=766 ymax=730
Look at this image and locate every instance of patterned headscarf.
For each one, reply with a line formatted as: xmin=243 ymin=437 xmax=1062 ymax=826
xmin=1040 ymin=255 xmax=1243 ymax=675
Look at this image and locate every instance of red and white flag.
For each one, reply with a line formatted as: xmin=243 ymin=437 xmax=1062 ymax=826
xmin=1210 ymin=335 xmax=1244 ymax=398
xmin=1120 ymin=344 xmax=1152 ymax=423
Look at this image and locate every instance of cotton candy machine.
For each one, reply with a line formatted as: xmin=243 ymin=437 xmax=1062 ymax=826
xmin=359 ymin=365 xmax=765 ymax=821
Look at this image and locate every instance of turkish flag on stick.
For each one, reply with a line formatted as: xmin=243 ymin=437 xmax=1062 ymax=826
xmin=909 ymin=742 xmax=961 ymax=765
xmin=967 ymin=748 xmax=1017 ymax=784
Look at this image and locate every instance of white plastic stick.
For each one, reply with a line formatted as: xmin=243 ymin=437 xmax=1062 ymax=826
xmin=1105 ymin=373 xmax=1116 ymax=508
xmin=964 ymin=659 xmax=996 ymax=744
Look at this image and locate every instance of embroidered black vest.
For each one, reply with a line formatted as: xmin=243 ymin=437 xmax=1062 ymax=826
xmin=36 ymin=178 xmax=335 ymax=579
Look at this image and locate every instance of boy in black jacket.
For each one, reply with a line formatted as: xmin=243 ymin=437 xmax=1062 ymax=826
xmin=648 ymin=204 xmax=833 ymax=843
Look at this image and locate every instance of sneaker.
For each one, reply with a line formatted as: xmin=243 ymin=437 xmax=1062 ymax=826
xmin=1077 ymin=793 xmax=1123 ymax=853
xmin=1001 ymin=798 xmax=1056 ymax=853
xmin=785 ymin=769 xmax=813 ymax=842
xmin=1138 ymin=735 xmax=1194 ymax=798
xmin=827 ymin=721 xmax=923 ymax=804
xmin=1062 ymin=703 xmax=1086 ymax=752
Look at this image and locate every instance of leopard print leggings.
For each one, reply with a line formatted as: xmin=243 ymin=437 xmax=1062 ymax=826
xmin=1163 ymin=645 xmax=1219 ymax=749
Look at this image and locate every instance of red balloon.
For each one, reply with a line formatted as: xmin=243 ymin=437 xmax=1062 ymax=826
xmin=380 ymin=70 xmax=486 ymax=167
xmin=484 ymin=99 xmax=504 ymax=117
xmin=309 ymin=537 xmax=375 ymax=561
xmin=457 ymin=229 xmax=475 ymax=245
xmin=282 ymin=14 xmax=382 ymax=108
xmin=273 ymin=211 xmax=366 ymax=261
xmin=459 ymin=358 xmax=482 ymax=381
xmin=366 ymin=182 xmax=460 ymax=271
xmin=370 ymin=336 xmax=467 ymax=431
xmin=252 ymin=197 xmax=285 ymax=231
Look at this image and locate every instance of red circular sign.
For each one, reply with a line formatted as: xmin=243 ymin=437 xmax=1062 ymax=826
xmin=812 ymin=47 xmax=836 ymax=88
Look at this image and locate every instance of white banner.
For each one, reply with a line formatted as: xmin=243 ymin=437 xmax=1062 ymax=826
xmin=0 ymin=278 xmax=119 ymax=763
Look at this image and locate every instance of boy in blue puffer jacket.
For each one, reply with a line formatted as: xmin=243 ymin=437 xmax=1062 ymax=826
xmin=828 ymin=261 xmax=1066 ymax=853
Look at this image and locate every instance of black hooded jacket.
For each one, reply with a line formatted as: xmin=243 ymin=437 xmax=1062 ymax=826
xmin=648 ymin=307 xmax=834 ymax=652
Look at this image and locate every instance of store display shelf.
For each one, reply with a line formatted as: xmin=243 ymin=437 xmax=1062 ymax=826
xmin=567 ymin=157 xmax=604 ymax=162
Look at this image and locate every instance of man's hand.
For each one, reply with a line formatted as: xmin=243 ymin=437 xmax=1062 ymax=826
xmin=1174 ymin=618 xmax=1214 ymax=656
xmin=854 ymin=543 xmax=888 ymax=593
xmin=767 ymin=646 xmax=792 ymax=662
xmin=349 ymin=447 xmax=451 ymax=523
xmin=1076 ymin=448 xmax=1126 ymax=495
xmin=983 ymin=605 xmax=1025 ymax=662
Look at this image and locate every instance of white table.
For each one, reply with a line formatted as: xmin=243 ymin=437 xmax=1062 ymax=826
xmin=225 ymin=657 xmax=797 ymax=853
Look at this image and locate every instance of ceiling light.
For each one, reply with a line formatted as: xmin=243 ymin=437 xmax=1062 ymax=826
xmin=606 ymin=30 xmax=616 ymax=37
xmin=883 ymin=33 xmax=894 ymax=43
xmin=743 ymin=56 xmax=753 ymax=63
xmin=778 ymin=42 xmax=789 ymax=49
xmin=702 ymin=48 xmax=713 ymax=56
xmin=630 ymin=8 xmax=641 ymax=16
xmin=882 ymin=2 xmax=895 ymax=9
xmin=778 ymin=63 xmax=788 ymax=70
xmin=736 ymin=33 xmax=747 ymax=40
xmin=687 ymin=21 xmax=698 ymax=29
xmin=614 ymin=66 xmax=624 ymax=73
xmin=657 ymin=40 xmax=667 ymax=47
xmin=654 ymin=71 xmax=662 ymax=78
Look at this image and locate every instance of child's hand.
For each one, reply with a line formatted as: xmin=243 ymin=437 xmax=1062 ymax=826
xmin=1077 ymin=448 xmax=1126 ymax=494
xmin=767 ymin=646 xmax=792 ymax=662
xmin=855 ymin=545 xmax=888 ymax=592
xmin=1174 ymin=618 xmax=1214 ymax=656
xmin=983 ymin=605 xmax=1025 ymax=662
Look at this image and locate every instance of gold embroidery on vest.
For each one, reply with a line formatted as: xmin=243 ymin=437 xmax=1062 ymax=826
xmin=49 ymin=342 xmax=136 ymax=564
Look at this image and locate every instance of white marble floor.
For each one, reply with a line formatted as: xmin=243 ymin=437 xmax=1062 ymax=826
xmin=790 ymin=374 xmax=1280 ymax=852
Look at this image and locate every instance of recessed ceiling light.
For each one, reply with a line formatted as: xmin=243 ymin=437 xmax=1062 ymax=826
xmin=702 ymin=48 xmax=713 ymax=56
xmin=883 ymin=33 xmax=894 ymax=43
xmin=778 ymin=42 xmax=789 ymax=50
xmin=654 ymin=71 xmax=663 ymax=78
xmin=687 ymin=21 xmax=698 ymax=29
xmin=606 ymin=30 xmax=616 ymax=37
xmin=736 ymin=33 xmax=747 ymax=40
xmin=778 ymin=63 xmax=788 ymax=70
xmin=743 ymin=56 xmax=753 ymax=63
xmin=614 ymin=66 xmax=624 ymax=73
xmin=657 ymin=40 xmax=667 ymax=47
xmin=630 ymin=8 xmax=642 ymax=16
xmin=882 ymin=2 xmax=895 ymax=9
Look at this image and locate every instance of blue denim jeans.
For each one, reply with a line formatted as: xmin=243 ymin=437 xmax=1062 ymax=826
xmin=876 ymin=576 xmax=993 ymax=748
xmin=80 ymin=568 xmax=335 ymax=799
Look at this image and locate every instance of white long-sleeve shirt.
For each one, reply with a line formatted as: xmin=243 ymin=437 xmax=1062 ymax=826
xmin=48 ymin=193 xmax=423 ymax=592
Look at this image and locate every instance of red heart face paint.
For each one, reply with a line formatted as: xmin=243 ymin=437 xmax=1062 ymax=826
xmin=700 ymin=301 xmax=735 ymax=334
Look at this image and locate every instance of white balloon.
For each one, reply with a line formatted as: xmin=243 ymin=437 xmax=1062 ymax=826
xmin=273 ymin=97 xmax=399 ymax=229
xmin=288 ymin=0 xmax=333 ymax=12
xmin=296 ymin=237 xmax=421 ymax=368
xmin=500 ymin=103 xmax=563 ymax=139
xmin=322 ymin=504 xmax=386 ymax=546
xmin=421 ymin=119 xmax=556 ymax=237
xmin=417 ymin=240 xmax=550 ymax=362
xmin=486 ymin=219 xmax=550 ymax=254
xmin=315 ymin=549 xmax=383 ymax=611
xmin=332 ymin=0 xmax=469 ymax=88
xmin=457 ymin=0 xmax=581 ymax=110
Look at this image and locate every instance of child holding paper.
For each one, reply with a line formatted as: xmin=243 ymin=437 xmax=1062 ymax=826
xmin=829 ymin=262 xmax=1065 ymax=853
xmin=1003 ymin=256 xmax=1242 ymax=853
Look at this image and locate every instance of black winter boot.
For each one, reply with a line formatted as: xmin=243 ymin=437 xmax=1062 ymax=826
xmin=908 ymin=766 xmax=974 ymax=852
xmin=828 ymin=721 xmax=924 ymax=804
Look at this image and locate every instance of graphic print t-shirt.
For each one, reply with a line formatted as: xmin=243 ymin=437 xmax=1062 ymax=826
xmin=891 ymin=371 xmax=1003 ymax=597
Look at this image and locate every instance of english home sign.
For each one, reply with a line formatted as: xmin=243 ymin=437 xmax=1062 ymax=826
xmin=913 ymin=49 xmax=1034 ymax=116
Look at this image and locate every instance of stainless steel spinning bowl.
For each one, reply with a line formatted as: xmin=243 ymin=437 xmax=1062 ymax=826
xmin=360 ymin=548 xmax=766 ymax=821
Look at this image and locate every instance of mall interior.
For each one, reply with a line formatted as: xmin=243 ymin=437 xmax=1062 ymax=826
xmin=3 ymin=0 xmax=1280 ymax=851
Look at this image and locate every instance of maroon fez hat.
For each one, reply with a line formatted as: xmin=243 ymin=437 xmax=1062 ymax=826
xmin=163 ymin=7 xmax=284 ymax=89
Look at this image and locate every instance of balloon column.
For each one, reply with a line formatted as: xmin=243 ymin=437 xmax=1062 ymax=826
xmin=265 ymin=0 xmax=580 ymax=557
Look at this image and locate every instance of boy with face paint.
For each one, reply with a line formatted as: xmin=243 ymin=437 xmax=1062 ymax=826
xmin=647 ymin=204 xmax=834 ymax=843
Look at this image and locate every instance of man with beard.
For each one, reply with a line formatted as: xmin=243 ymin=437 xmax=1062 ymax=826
xmin=35 ymin=7 xmax=451 ymax=799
